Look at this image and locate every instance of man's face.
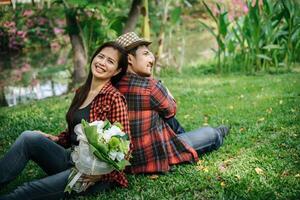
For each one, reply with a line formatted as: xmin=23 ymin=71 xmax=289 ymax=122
xmin=128 ymin=45 xmax=155 ymax=77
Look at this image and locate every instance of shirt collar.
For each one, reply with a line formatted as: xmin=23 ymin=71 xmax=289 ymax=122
xmin=98 ymin=81 xmax=114 ymax=95
xmin=126 ymin=71 xmax=151 ymax=79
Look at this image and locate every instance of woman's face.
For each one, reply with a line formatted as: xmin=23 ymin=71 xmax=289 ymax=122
xmin=91 ymin=47 xmax=121 ymax=81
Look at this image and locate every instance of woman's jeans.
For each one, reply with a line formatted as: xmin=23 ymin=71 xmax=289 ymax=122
xmin=0 ymin=131 xmax=111 ymax=200
xmin=166 ymin=117 xmax=224 ymax=154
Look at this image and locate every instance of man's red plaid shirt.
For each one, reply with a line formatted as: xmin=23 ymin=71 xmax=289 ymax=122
xmin=57 ymin=81 xmax=131 ymax=187
xmin=116 ymin=73 xmax=198 ymax=174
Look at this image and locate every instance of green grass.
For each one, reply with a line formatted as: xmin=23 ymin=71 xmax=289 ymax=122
xmin=0 ymin=70 xmax=300 ymax=199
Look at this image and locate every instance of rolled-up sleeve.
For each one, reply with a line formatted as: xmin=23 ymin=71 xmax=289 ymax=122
xmin=150 ymin=80 xmax=176 ymax=119
xmin=57 ymin=129 xmax=71 ymax=148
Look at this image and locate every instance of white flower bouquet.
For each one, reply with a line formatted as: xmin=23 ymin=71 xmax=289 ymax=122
xmin=64 ymin=119 xmax=131 ymax=193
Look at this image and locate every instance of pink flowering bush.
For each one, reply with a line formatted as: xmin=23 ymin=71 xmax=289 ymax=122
xmin=0 ymin=8 xmax=66 ymax=53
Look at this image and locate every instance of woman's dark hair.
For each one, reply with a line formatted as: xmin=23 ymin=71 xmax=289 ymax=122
xmin=66 ymin=41 xmax=128 ymax=129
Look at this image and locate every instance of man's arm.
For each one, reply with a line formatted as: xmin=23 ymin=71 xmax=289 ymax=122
xmin=150 ymin=80 xmax=176 ymax=119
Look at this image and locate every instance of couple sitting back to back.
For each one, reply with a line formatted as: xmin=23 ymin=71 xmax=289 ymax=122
xmin=115 ymin=32 xmax=229 ymax=173
xmin=0 ymin=32 xmax=229 ymax=200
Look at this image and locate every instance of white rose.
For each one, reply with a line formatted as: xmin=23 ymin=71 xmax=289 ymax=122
xmin=89 ymin=120 xmax=105 ymax=135
xmin=108 ymin=125 xmax=125 ymax=137
xmin=116 ymin=152 xmax=125 ymax=161
xmin=103 ymin=130 xmax=112 ymax=143
xmin=108 ymin=151 xmax=118 ymax=160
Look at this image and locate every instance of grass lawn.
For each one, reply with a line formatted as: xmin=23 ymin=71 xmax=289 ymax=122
xmin=0 ymin=69 xmax=299 ymax=199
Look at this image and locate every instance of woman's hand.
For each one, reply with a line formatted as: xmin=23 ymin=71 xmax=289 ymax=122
xmin=81 ymin=174 xmax=103 ymax=183
xmin=34 ymin=130 xmax=59 ymax=142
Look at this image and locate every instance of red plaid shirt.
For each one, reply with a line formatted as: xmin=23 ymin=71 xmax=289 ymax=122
xmin=57 ymin=81 xmax=131 ymax=187
xmin=116 ymin=73 xmax=198 ymax=174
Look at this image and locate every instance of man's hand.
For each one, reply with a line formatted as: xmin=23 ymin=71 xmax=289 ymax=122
xmin=34 ymin=130 xmax=59 ymax=142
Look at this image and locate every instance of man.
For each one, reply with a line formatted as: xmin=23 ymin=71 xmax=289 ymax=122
xmin=115 ymin=32 xmax=229 ymax=174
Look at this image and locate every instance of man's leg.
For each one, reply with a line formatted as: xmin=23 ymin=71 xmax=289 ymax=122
xmin=165 ymin=117 xmax=185 ymax=134
xmin=0 ymin=130 xmax=72 ymax=186
xmin=177 ymin=126 xmax=229 ymax=155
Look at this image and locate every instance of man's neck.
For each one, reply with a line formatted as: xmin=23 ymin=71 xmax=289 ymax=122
xmin=127 ymin=66 xmax=137 ymax=75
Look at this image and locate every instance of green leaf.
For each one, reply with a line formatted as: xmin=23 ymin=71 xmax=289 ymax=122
xmin=109 ymin=16 xmax=127 ymax=35
xmin=256 ymin=54 xmax=272 ymax=61
xmin=81 ymin=119 xmax=109 ymax=154
xmin=203 ymin=1 xmax=218 ymax=23
xmin=170 ymin=7 xmax=181 ymax=24
xmin=113 ymin=121 xmax=124 ymax=130
xmin=103 ymin=120 xmax=111 ymax=130
xmin=108 ymin=137 xmax=121 ymax=150
xmin=219 ymin=12 xmax=228 ymax=37
xmin=262 ymin=44 xmax=282 ymax=50
xmin=199 ymin=20 xmax=218 ymax=39
xmin=116 ymin=159 xmax=131 ymax=170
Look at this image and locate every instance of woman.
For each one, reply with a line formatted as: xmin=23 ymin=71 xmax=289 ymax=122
xmin=0 ymin=42 xmax=130 ymax=200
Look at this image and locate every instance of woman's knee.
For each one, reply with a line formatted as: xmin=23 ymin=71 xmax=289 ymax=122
xmin=19 ymin=131 xmax=44 ymax=144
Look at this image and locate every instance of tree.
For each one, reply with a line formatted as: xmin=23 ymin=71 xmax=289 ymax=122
xmin=123 ymin=0 xmax=142 ymax=33
xmin=0 ymin=87 xmax=8 ymax=107
xmin=56 ymin=0 xmax=88 ymax=88
xmin=65 ymin=8 xmax=87 ymax=87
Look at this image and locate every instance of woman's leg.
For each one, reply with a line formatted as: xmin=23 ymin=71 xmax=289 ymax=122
xmin=0 ymin=169 xmax=115 ymax=200
xmin=0 ymin=169 xmax=71 ymax=200
xmin=0 ymin=130 xmax=72 ymax=186
xmin=177 ymin=126 xmax=229 ymax=155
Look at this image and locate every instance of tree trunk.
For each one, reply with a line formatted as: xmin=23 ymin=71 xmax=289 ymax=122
xmin=141 ymin=0 xmax=150 ymax=40
xmin=123 ymin=0 xmax=142 ymax=34
xmin=0 ymin=86 xmax=8 ymax=107
xmin=65 ymin=9 xmax=87 ymax=89
xmin=154 ymin=0 xmax=170 ymax=74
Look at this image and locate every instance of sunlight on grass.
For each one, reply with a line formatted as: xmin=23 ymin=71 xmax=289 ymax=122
xmin=0 ymin=72 xmax=299 ymax=199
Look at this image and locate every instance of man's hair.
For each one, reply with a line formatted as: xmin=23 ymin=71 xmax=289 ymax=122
xmin=128 ymin=44 xmax=150 ymax=57
xmin=128 ymin=46 xmax=138 ymax=56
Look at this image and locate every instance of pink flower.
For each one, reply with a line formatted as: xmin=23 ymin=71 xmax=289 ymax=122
xmin=3 ymin=21 xmax=15 ymax=28
xmin=38 ymin=17 xmax=48 ymax=26
xmin=243 ymin=5 xmax=249 ymax=14
xmin=26 ymin=19 xmax=34 ymax=28
xmin=23 ymin=10 xmax=33 ymax=17
xmin=53 ymin=27 xmax=64 ymax=35
xmin=16 ymin=30 xmax=27 ymax=38
xmin=21 ymin=63 xmax=31 ymax=72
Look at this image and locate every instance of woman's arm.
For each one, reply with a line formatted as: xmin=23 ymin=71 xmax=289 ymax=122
xmin=108 ymin=95 xmax=131 ymax=135
xmin=34 ymin=130 xmax=59 ymax=142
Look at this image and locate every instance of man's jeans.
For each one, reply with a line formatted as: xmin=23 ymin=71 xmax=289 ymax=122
xmin=166 ymin=117 xmax=224 ymax=154
xmin=0 ymin=131 xmax=111 ymax=200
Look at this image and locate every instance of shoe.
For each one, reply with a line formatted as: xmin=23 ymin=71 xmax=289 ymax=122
xmin=216 ymin=125 xmax=230 ymax=138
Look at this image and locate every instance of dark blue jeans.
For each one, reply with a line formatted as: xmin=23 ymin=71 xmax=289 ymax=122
xmin=166 ymin=117 xmax=224 ymax=154
xmin=0 ymin=131 xmax=112 ymax=200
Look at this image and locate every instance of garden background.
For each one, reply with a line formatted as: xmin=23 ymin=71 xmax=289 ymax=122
xmin=0 ymin=0 xmax=299 ymax=199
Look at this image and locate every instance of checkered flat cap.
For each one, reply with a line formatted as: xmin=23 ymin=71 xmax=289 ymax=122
xmin=116 ymin=32 xmax=151 ymax=51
